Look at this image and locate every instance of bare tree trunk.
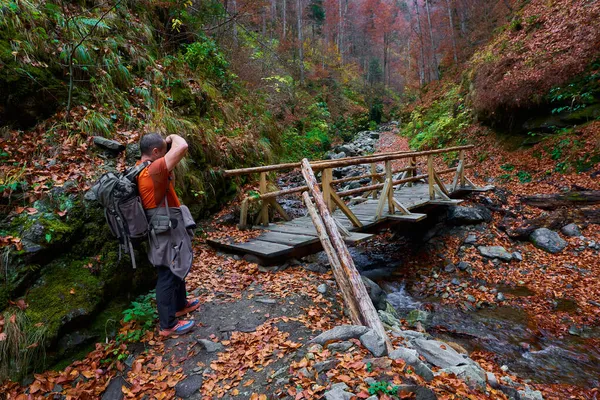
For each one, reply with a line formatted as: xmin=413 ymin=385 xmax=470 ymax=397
xmin=232 ymin=0 xmax=238 ymax=46
xmin=445 ymin=0 xmax=458 ymax=64
xmin=424 ymin=0 xmax=439 ymax=80
xmin=522 ymin=191 xmax=600 ymax=209
xmin=383 ymin=32 xmax=389 ymax=88
xmin=414 ymin=0 xmax=426 ymax=84
xmin=338 ymin=0 xmax=344 ymax=64
xmin=283 ymin=0 xmax=287 ymax=39
xmin=297 ymin=0 xmax=304 ymax=83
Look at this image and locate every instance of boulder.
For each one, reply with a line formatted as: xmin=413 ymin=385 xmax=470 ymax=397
xmin=93 ymin=136 xmax=126 ymax=152
xmin=411 ymin=339 xmax=468 ymax=369
xmin=529 ymin=228 xmax=567 ymax=254
xmin=389 ymin=347 xmax=434 ymax=382
xmin=327 ymin=341 xmax=354 ymax=353
xmin=478 ymin=246 xmax=513 ymax=261
xmin=361 ymin=276 xmax=387 ymax=310
xmin=174 ymin=375 xmax=203 ymax=398
xmin=324 ymin=383 xmax=354 ymax=400
xmin=561 ymin=223 xmax=581 ymax=237
xmin=102 ymin=375 xmax=127 ymax=400
xmin=447 ymin=206 xmax=492 ymax=225
xmin=310 ymin=325 xmax=369 ymax=345
xmin=441 ymin=364 xmax=486 ymax=390
xmin=359 ymin=329 xmax=387 ymax=357
xmin=518 ymin=386 xmax=545 ymax=400
xmin=314 ymin=359 xmax=340 ymax=373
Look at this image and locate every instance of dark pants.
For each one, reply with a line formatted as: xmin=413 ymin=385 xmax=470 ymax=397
xmin=156 ymin=266 xmax=187 ymax=330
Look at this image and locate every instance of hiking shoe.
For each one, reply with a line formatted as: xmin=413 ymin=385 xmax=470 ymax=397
xmin=159 ymin=320 xmax=195 ymax=337
xmin=175 ymin=298 xmax=200 ymax=317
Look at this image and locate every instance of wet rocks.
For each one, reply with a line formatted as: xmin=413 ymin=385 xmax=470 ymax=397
xmin=478 ymin=246 xmax=513 ymax=262
xmin=327 ymin=341 xmax=354 ymax=353
xmin=441 ymin=364 xmax=486 ymax=390
xmin=317 ymin=284 xmax=328 ymax=294
xmin=361 ymin=276 xmax=387 ymax=310
xmin=456 ymin=261 xmax=470 ymax=271
xmin=411 ymin=339 xmax=469 ymax=369
xmin=359 ymin=329 xmax=387 ymax=357
xmin=310 ymin=325 xmax=369 ymax=345
xmin=561 ymin=223 xmax=582 ymax=237
xmin=447 ymin=206 xmax=492 ymax=225
xmin=389 ymin=347 xmax=434 ymax=381
xmin=529 ymin=228 xmax=567 ymax=254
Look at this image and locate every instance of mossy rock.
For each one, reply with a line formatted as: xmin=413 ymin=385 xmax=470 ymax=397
xmin=25 ymin=258 xmax=104 ymax=344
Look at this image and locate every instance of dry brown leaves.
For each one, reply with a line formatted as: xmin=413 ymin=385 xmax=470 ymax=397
xmin=201 ymin=321 xmax=301 ymax=398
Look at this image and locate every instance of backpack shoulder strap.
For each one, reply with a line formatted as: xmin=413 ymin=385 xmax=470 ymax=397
xmin=124 ymin=161 xmax=152 ymax=181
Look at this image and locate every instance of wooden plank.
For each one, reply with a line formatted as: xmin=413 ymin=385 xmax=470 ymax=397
xmin=428 ymin=199 xmax=463 ymax=205
xmin=239 ymin=198 xmax=249 ymax=228
xmin=343 ymin=232 xmax=374 ymax=244
xmin=386 ymin=161 xmax=395 ymax=214
xmin=260 ymin=224 xmax=318 ymax=236
xmin=428 ymin=156 xmax=434 ymax=200
xmin=209 ymin=239 xmax=293 ymax=258
xmin=455 ymin=185 xmax=495 ymax=192
xmin=387 ymin=213 xmax=427 ymax=222
xmin=257 ymin=231 xmax=318 ymax=246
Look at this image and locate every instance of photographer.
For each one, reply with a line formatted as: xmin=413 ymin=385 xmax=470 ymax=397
xmin=137 ymin=133 xmax=199 ymax=337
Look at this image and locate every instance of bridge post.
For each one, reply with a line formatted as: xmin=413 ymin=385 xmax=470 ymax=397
xmin=428 ymin=155 xmax=435 ymax=200
xmin=408 ymin=156 xmax=416 ymax=187
xmin=385 ymin=160 xmax=395 ymax=214
xmin=370 ymin=163 xmax=378 ymax=199
xmin=259 ymin=172 xmax=269 ymax=226
xmin=322 ymin=168 xmax=334 ymax=212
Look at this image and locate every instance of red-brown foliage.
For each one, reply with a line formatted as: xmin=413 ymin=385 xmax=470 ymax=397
xmin=471 ymin=0 xmax=600 ymax=120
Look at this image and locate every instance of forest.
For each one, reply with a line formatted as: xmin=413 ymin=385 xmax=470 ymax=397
xmin=0 ymin=0 xmax=599 ymax=398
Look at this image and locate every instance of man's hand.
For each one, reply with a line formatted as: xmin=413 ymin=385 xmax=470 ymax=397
xmin=164 ymin=134 xmax=188 ymax=171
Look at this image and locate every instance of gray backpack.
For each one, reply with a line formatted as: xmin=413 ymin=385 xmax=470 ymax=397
xmin=91 ymin=161 xmax=151 ymax=268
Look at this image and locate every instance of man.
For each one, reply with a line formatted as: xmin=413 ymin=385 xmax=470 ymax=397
xmin=137 ymin=133 xmax=199 ymax=337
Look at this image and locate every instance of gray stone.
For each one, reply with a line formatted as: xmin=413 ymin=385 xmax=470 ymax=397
xmin=457 ymin=261 xmax=470 ymax=271
xmin=451 ymin=278 xmax=460 ymax=285
xmin=379 ymin=310 xmax=401 ymax=328
xmin=467 ymin=295 xmax=476 ymax=303
xmin=317 ymin=284 xmax=328 ymax=294
xmin=407 ymin=309 xmax=430 ymax=327
xmin=391 ymin=329 xmax=429 ymax=342
xmin=496 ymin=292 xmax=505 ymax=302
xmin=93 ymin=136 xmax=125 ymax=152
xmin=197 ymin=339 xmax=224 ymax=353
xmin=324 ymin=383 xmax=354 ymax=400
xmin=530 ymin=228 xmax=567 ymax=254
xmin=359 ymin=329 xmax=387 ymax=357
xmin=512 ymin=251 xmax=523 ymax=261
xmin=415 ymin=387 xmax=438 ymax=400
xmin=444 ymin=263 xmax=456 ymax=273
xmin=518 ymin=386 xmax=545 ymax=400
xmin=174 ymin=375 xmax=203 ymax=398
xmin=327 ymin=341 xmax=354 ymax=353
xmin=255 ymin=298 xmax=277 ymax=304
xmin=478 ymin=246 xmax=513 ymax=261
xmin=310 ymin=325 xmax=370 ymax=345
xmin=561 ymin=223 xmax=581 ymax=237
xmin=487 ymin=372 xmax=499 ymax=388
xmin=464 ymin=234 xmax=478 ymax=244
xmin=447 ymin=206 xmax=492 ymax=225
xmin=102 ymin=376 xmax=126 ymax=400
xmin=361 ymin=276 xmax=387 ymax=310
xmin=442 ymin=364 xmax=486 ymax=390
xmin=411 ymin=339 xmax=468 ymax=369
xmin=314 ymin=359 xmax=340 ymax=373
xmin=389 ymin=347 xmax=419 ymax=364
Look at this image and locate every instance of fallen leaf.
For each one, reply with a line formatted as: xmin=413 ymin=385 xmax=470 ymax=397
xmin=69 ymin=288 xmax=76 ymax=295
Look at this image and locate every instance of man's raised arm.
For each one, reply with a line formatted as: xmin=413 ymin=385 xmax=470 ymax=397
xmin=164 ymin=134 xmax=189 ymax=171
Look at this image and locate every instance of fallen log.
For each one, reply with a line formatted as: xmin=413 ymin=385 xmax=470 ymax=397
xmin=301 ymin=159 xmax=393 ymax=353
xmin=522 ymin=191 xmax=600 ymax=209
xmin=500 ymin=208 xmax=600 ymax=239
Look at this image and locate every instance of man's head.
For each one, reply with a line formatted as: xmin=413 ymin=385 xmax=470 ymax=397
xmin=140 ymin=133 xmax=167 ymax=161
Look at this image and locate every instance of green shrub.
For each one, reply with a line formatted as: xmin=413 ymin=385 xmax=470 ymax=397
xmin=117 ymin=290 xmax=157 ymax=343
xmin=184 ymin=35 xmax=230 ymax=82
xmin=368 ymin=381 xmax=401 ymax=396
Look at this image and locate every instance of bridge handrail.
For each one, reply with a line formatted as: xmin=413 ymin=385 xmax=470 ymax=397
xmin=223 ymin=145 xmax=474 ymax=177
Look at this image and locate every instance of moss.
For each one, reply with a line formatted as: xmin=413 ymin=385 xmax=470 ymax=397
xmin=25 ymin=258 xmax=104 ymax=341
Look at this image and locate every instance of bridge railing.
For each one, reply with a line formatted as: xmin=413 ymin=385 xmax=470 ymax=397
xmin=224 ymin=145 xmax=478 ymax=229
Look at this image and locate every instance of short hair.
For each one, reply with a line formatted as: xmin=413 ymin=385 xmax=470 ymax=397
xmin=140 ymin=133 xmax=165 ymax=156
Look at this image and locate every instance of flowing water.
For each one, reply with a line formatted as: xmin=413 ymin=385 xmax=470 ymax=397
xmin=385 ymin=282 xmax=600 ymax=388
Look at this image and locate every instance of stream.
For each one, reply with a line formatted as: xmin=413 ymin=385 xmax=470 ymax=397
xmin=275 ymin=128 xmax=600 ymax=391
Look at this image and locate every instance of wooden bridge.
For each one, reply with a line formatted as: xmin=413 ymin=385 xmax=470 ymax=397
xmin=208 ymin=145 xmax=493 ymax=264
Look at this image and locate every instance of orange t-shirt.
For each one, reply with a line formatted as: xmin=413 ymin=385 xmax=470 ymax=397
xmin=137 ymin=157 xmax=181 ymax=209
